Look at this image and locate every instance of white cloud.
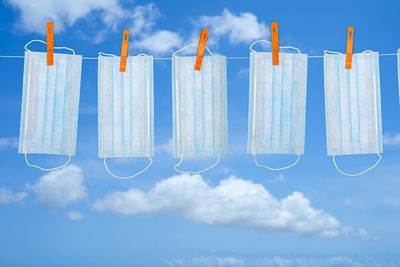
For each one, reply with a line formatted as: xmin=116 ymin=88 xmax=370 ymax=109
xmin=164 ymin=256 xmax=382 ymax=267
xmin=163 ymin=257 xmax=244 ymax=267
xmin=383 ymin=132 xmax=400 ymax=146
xmin=0 ymin=137 xmax=18 ymax=149
xmin=93 ymin=174 xmax=360 ymax=237
xmin=129 ymin=3 xmax=160 ymax=34
xmin=67 ymin=210 xmax=84 ymax=221
xmin=268 ymin=174 xmax=286 ymax=183
xmin=344 ymin=199 xmax=355 ymax=207
xmin=156 ymin=139 xmax=173 ymax=154
xmin=6 ymin=0 xmax=124 ymax=33
xmin=198 ymin=9 xmax=268 ymax=45
xmin=0 ymin=187 xmax=27 ymax=204
xmin=135 ymin=30 xmax=183 ymax=55
xmin=28 ymin=165 xmax=87 ymax=210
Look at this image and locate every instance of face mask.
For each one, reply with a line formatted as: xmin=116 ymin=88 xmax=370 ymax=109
xmin=172 ymin=44 xmax=227 ymax=173
xmin=324 ymin=50 xmax=382 ymax=176
xmin=247 ymin=40 xmax=307 ymax=171
xmin=19 ymin=40 xmax=82 ymax=171
xmin=98 ymin=53 xmax=154 ymax=179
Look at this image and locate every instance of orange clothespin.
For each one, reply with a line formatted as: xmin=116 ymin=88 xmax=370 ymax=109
xmin=345 ymin=26 xmax=354 ymax=69
xmin=271 ymin=21 xmax=279 ymax=65
xmin=120 ymin=29 xmax=130 ymax=72
xmin=194 ymin=29 xmax=209 ymax=71
xmin=47 ymin=22 xmax=54 ymax=66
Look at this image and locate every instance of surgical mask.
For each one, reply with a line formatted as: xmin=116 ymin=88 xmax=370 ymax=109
xmin=19 ymin=40 xmax=82 ymax=171
xmin=324 ymin=50 xmax=382 ymax=176
xmin=247 ymin=40 xmax=307 ymax=171
xmin=98 ymin=52 xmax=154 ymax=179
xmin=172 ymin=44 xmax=227 ymax=173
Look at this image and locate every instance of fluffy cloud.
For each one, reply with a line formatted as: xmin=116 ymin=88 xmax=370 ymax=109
xmin=164 ymin=255 xmax=382 ymax=267
xmin=163 ymin=257 xmax=245 ymax=267
xmin=7 ymin=1 xmax=268 ymax=54
xmin=94 ymin=174 xmax=351 ymax=237
xmin=156 ymin=138 xmax=173 ymax=154
xmin=383 ymin=132 xmax=400 ymax=146
xmin=6 ymin=0 xmax=124 ymax=33
xmin=0 ymin=187 xmax=27 ymax=204
xmin=28 ymin=165 xmax=87 ymax=210
xmin=67 ymin=210 xmax=84 ymax=221
xmin=198 ymin=9 xmax=268 ymax=44
xmin=135 ymin=30 xmax=183 ymax=55
xmin=268 ymin=174 xmax=286 ymax=183
xmin=0 ymin=137 xmax=18 ymax=149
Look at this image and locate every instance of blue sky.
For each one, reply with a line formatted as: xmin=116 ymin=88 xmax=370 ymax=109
xmin=0 ymin=0 xmax=400 ymax=266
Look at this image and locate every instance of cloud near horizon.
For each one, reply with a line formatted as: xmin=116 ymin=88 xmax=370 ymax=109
xmin=93 ymin=173 xmax=365 ymax=237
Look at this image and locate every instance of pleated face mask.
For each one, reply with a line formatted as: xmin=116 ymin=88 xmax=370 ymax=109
xmin=19 ymin=40 xmax=82 ymax=171
xmin=247 ymin=40 xmax=308 ymax=171
xmin=172 ymin=44 xmax=228 ymax=173
xmin=98 ymin=53 xmax=154 ymax=179
xmin=324 ymin=50 xmax=382 ymax=176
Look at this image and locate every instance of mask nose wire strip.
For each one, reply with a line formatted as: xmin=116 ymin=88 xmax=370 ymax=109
xmin=253 ymin=154 xmax=301 ymax=171
xmin=174 ymin=156 xmax=220 ymax=174
xmin=104 ymin=157 xmax=153 ymax=179
xmin=332 ymin=153 xmax=382 ymax=176
xmin=24 ymin=153 xmax=71 ymax=171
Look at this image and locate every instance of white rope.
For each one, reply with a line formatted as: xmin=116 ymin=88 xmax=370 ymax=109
xmin=332 ymin=153 xmax=382 ymax=176
xmin=0 ymin=54 xmax=397 ymax=60
xmin=174 ymin=156 xmax=220 ymax=174
xmin=253 ymin=154 xmax=301 ymax=171
xmin=24 ymin=153 xmax=71 ymax=171
xmin=172 ymin=43 xmax=214 ymax=56
xmin=249 ymin=40 xmax=301 ymax=54
xmin=104 ymin=157 xmax=153 ymax=179
xmin=25 ymin=40 xmax=75 ymax=55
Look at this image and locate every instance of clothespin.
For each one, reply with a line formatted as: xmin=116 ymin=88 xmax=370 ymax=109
xmin=47 ymin=22 xmax=54 ymax=66
xmin=345 ymin=26 xmax=354 ymax=69
xmin=120 ymin=29 xmax=130 ymax=72
xmin=271 ymin=21 xmax=279 ymax=65
xmin=194 ymin=29 xmax=209 ymax=71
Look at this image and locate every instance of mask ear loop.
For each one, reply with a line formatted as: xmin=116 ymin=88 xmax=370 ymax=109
xmin=253 ymin=154 xmax=301 ymax=171
xmin=172 ymin=43 xmax=214 ymax=56
xmin=174 ymin=156 xmax=220 ymax=174
xmin=249 ymin=40 xmax=301 ymax=54
xmin=25 ymin=40 xmax=75 ymax=55
xmin=98 ymin=52 xmax=150 ymax=57
xmin=24 ymin=153 xmax=71 ymax=171
xmin=332 ymin=153 xmax=382 ymax=176
xmin=104 ymin=157 xmax=153 ymax=179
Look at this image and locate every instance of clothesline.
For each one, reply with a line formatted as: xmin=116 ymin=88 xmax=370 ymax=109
xmin=0 ymin=53 xmax=397 ymax=60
